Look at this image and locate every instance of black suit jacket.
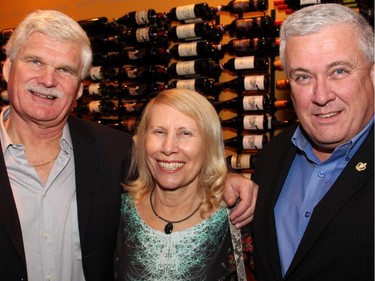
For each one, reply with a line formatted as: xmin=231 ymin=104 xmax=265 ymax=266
xmin=0 ymin=116 xmax=133 ymax=281
xmin=252 ymin=124 xmax=374 ymax=281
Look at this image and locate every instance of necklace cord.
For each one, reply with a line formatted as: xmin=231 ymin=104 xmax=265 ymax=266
xmin=149 ymin=188 xmax=202 ymax=224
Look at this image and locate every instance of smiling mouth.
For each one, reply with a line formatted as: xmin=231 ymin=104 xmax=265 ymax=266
xmin=158 ymin=161 xmax=184 ymax=171
xmin=30 ymin=90 xmax=57 ymax=100
xmin=317 ymin=112 xmax=339 ymax=118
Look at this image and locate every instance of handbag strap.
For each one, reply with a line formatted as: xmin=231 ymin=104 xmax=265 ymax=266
xmin=227 ymin=208 xmax=247 ymax=281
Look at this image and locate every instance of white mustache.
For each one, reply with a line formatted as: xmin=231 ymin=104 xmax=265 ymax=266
xmin=26 ymin=84 xmax=63 ymax=98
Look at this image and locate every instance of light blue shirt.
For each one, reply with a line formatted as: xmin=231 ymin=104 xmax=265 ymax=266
xmin=0 ymin=106 xmax=85 ymax=281
xmin=274 ymin=118 xmax=374 ymax=276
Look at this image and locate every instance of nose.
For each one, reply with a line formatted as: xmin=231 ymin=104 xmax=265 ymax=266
xmin=37 ymin=66 xmax=57 ymax=87
xmin=162 ymin=134 xmax=179 ymax=155
xmin=312 ymin=76 xmax=336 ymax=105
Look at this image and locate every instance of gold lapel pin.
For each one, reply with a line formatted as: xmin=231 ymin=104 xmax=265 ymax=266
xmin=355 ymin=162 xmax=367 ymax=171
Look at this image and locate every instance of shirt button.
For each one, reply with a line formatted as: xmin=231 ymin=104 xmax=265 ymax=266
xmin=304 ymin=211 xmax=311 ymax=218
xmin=46 ymin=274 xmax=53 ymax=281
xmin=42 ymin=232 xmax=49 ymax=239
xmin=318 ymin=171 xmax=325 ymax=178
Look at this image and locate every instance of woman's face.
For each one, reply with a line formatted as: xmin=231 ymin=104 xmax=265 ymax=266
xmin=145 ymin=104 xmax=204 ymax=191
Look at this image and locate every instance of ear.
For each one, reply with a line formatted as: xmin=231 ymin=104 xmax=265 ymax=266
xmin=76 ymin=82 xmax=84 ymax=100
xmin=2 ymin=58 xmax=12 ymax=83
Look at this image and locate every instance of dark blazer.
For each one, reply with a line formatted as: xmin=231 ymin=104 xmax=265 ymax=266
xmin=0 ymin=116 xmax=133 ymax=281
xmin=252 ymin=124 xmax=374 ymax=281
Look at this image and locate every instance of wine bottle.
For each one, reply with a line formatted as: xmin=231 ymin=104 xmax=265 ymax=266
xmin=87 ymin=66 xmax=119 ymax=81
xmin=168 ymin=41 xmax=223 ymax=60
xmin=168 ymin=22 xmax=224 ymax=43
xmin=168 ymin=59 xmax=221 ymax=78
xmin=273 ymin=59 xmax=283 ymax=71
xmin=221 ymin=114 xmax=292 ymax=131
xmin=222 ymin=38 xmax=280 ymax=55
xmin=78 ymin=17 xmax=124 ymax=37
xmin=120 ymin=65 xmax=169 ymax=81
xmin=97 ymin=117 xmax=139 ymax=134
xmin=92 ymin=52 xmax=128 ymax=67
xmin=220 ymin=74 xmax=270 ymax=92
xmin=115 ymin=26 xmax=170 ymax=48
xmin=225 ymin=16 xmax=279 ymax=38
xmin=168 ymin=78 xmax=220 ymax=96
xmin=90 ymin=36 xmax=126 ymax=53
xmin=122 ymin=47 xmax=171 ymax=65
xmin=218 ymin=0 xmax=269 ymax=13
xmin=212 ymin=95 xmax=292 ymax=112
xmin=221 ymin=55 xmax=269 ymax=72
xmin=83 ymin=82 xmax=121 ymax=98
xmin=167 ymin=3 xmax=215 ymax=22
xmin=115 ymin=9 xmax=157 ymax=27
xmin=276 ymin=79 xmax=290 ymax=90
xmin=225 ymin=134 xmax=268 ymax=150
xmin=120 ymin=82 xmax=166 ymax=98
xmin=226 ymin=153 xmax=258 ymax=170
xmin=274 ymin=0 xmax=342 ymax=11
xmin=75 ymin=100 xmax=147 ymax=116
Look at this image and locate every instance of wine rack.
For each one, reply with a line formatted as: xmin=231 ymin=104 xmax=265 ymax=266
xmin=1 ymin=0 xmax=369 ymax=179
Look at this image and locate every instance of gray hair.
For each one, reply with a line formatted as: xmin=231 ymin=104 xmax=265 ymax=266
xmin=5 ymin=10 xmax=92 ymax=79
xmin=279 ymin=4 xmax=374 ymax=74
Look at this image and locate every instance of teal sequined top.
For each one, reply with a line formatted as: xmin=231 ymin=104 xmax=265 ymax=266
xmin=114 ymin=193 xmax=252 ymax=281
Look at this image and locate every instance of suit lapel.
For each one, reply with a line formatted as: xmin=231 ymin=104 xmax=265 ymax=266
xmin=68 ymin=117 xmax=99 ymax=250
xmin=0 ymin=142 xmax=26 ymax=266
xmin=285 ymin=127 xmax=374 ymax=277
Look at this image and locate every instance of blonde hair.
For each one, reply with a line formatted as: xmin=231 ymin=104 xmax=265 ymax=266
xmin=125 ymin=89 xmax=228 ymax=218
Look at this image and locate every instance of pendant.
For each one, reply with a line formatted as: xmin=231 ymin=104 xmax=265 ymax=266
xmin=164 ymin=222 xmax=173 ymax=234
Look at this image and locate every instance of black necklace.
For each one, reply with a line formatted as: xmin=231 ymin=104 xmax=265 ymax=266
xmin=150 ymin=188 xmax=202 ymax=234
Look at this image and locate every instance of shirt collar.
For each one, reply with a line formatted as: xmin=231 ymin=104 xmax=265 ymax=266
xmin=0 ymin=106 xmax=73 ymax=153
xmin=291 ymin=117 xmax=374 ymax=163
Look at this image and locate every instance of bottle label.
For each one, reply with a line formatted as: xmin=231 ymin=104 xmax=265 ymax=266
xmin=128 ymin=85 xmax=140 ymax=96
xmin=88 ymin=100 xmax=101 ymax=113
xmin=127 ymin=50 xmax=139 ymax=60
xmin=242 ymin=135 xmax=263 ymax=149
xmin=136 ymin=27 xmax=150 ymax=42
xmin=266 ymin=114 xmax=272 ymax=130
xmin=243 ymin=115 xmax=264 ymax=130
xmin=176 ymin=24 xmax=197 ymax=39
xmin=300 ymin=0 xmax=321 ymax=5
xmin=135 ymin=10 xmax=150 ymax=25
xmin=175 ymin=79 xmax=196 ymax=89
xmin=176 ymin=4 xmax=196 ymax=20
xmin=243 ymin=95 xmax=263 ymax=110
xmin=176 ymin=61 xmax=196 ymax=76
xmin=232 ymin=39 xmax=251 ymax=52
xmin=230 ymin=154 xmax=251 ymax=169
xmin=125 ymin=68 xmax=138 ymax=79
xmin=88 ymin=83 xmax=100 ymax=95
xmin=178 ymin=42 xmax=198 ymax=57
xmin=234 ymin=56 xmax=255 ymax=70
xmin=232 ymin=0 xmax=250 ymax=12
xmin=89 ymin=66 xmax=103 ymax=80
xmin=235 ymin=19 xmax=253 ymax=31
xmin=244 ymin=75 xmax=265 ymax=91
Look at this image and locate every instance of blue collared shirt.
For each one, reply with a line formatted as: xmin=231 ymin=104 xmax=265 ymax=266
xmin=274 ymin=118 xmax=374 ymax=276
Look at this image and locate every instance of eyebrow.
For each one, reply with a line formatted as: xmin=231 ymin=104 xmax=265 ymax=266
xmin=289 ymin=60 xmax=353 ymax=76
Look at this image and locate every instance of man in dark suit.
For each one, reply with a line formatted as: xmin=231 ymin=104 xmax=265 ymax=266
xmin=0 ymin=10 xmax=258 ymax=281
xmin=252 ymin=4 xmax=374 ymax=281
